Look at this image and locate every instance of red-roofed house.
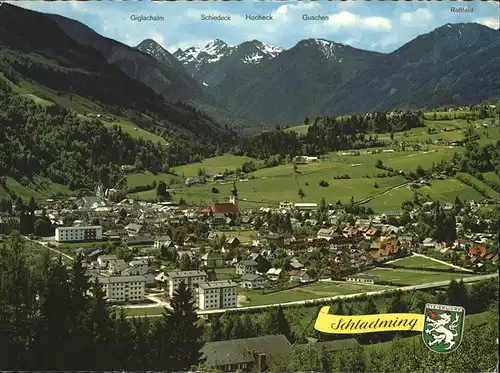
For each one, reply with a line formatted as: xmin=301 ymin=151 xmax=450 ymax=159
xmin=213 ymin=203 xmax=238 ymax=218
xmin=199 ymin=206 xmax=212 ymax=214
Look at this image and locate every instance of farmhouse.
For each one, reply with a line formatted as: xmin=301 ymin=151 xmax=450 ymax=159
xmin=293 ymin=156 xmax=319 ymax=164
xmin=266 ymin=267 xmax=287 ymax=281
xmin=289 ymin=270 xmax=312 ymax=283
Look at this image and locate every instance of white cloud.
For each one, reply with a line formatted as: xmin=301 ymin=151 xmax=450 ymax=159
xmin=475 ymin=17 xmax=500 ymax=30
xmin=327 ymin=11 xmax=392 ymax=30
xmin=370 ymin=35 xmax=400 ymax=50
xmin=399 ymin=8 xmax=433 ymax=26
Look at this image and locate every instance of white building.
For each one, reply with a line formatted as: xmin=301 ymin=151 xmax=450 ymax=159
xmin=198 ymin=280 xmax=237 ymax=310
xmin=240 ymin=274 xmax=268 ymax=289
xmin=345 ymin=274 xmax=379 ymax=284
xmin=293 ymin=203 xmax=318 ymax=211
xmin=95 ymin=275 xmax=146 ymax=302
xmin=236 ymin=260 xmax=258 ymax=275
xmin=97 ymin=255 xmax=118 ymax=268
xmin=55 ymin=225 xmax=102 ymax=242
xmin=129 ymin=259 xmax=149 ymax=272
xmin=166 ymin=270 xmax=208 ymax=297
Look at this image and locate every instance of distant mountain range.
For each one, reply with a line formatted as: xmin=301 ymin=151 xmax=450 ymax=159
xmin=2 ymin=2 xmax=499 ymax=130
xmin=142 ymin=23 xmax=499 ymax=126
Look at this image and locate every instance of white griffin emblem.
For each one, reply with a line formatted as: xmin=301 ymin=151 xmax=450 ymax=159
xmin=422 ymin=304 xmax=465 ymax=353
xmin=425 ymin=312 xmax=460 ymax=350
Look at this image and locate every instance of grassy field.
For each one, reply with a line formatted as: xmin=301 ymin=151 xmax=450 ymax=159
xmin=456 ymin=173 xmax=498 ymax=199
xmin=483 ymin=172 xmax=499 ymax=183
xmin=126 ymin=171 xmax=181 ymax=188
xmin=124 ymin=307 xmax=167 ymax=317
xmin=284 ymin=124 xmax=309 ymax=135
xmin=361 ymin=268 xmax=472 ymax=285
xmin=240 ymin=282 xmax=392 ymax=307
xmin=419 ymin=178 xmax=487 ymax=202
xmin=173 ymin=155 xmax=258 ymax=177
xmin=213 ymin=230 xmax=257 ymax=244
xmin=101 ymin=116 xmax=498 ymax=210
xmin=172 ymin=175 xmax=407 ymax=208
xmin=128 ymin=143 xmax=491 ymax=211
xmin=0 ymin=176 xmax=71 ymax=201
xmin=391 ymin=255 xmax=458 ymax=270
xmin=7 ymin=70 xmax=170 ymax=147
xmin=107 ymin=120 xmax=168 ymax=145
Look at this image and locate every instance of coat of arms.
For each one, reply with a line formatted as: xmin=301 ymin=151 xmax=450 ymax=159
xmin=422 ymin=303 xmax=466 ymax=353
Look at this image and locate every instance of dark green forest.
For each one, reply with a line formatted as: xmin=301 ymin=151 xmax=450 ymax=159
xmin=0 ymin=235 xmax=204 ymax=370
xmin=236 ymin=112 xmax=424 ymax=159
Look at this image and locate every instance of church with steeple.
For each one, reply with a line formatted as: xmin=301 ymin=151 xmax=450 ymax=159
xmin=208 ymin=182 xmax=239 ymax=219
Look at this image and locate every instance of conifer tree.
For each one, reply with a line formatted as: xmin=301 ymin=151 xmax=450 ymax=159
xmin=210 ymin=315 xmax=223 ymax=342
xmin=161 ymin=281 xmax=204 ymax=370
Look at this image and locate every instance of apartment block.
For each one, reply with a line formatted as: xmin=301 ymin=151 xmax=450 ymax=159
xmin=198 ymin=280 xmax=237 ymax=310
xmin=166 ymin=270 xmax=208 ymax=297
xmin=55 ymin=225 xmax=103 ymax=242
xmin=95 ymin=275 xmax=147 ymax=302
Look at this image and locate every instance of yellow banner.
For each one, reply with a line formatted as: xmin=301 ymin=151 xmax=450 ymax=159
xmin=314 ymin=306 xmax=424 ymax=334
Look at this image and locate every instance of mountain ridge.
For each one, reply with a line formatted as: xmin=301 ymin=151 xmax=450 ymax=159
xmin=149 ymin=22 xmax=499 ymax=126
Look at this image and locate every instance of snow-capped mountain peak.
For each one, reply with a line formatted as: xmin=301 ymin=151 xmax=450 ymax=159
xmin=297 ymin=38 xmax=346 ymax=62
xmin=136 ymin=39 xmax=179 ymax=68
xmin=174 ymin=39 xmax=283 ymax=69
xmin=173 ymin=39 xmax=233 ymax=67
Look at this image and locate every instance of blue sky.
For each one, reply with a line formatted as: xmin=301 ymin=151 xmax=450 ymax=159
xmin=14 ymin=1 xmax=500 ymax=53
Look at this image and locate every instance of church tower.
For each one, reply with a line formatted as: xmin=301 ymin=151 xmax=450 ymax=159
xmin=229 ymin=182 xmax=238 ymax=206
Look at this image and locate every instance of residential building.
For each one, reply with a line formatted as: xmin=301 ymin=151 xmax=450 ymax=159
xmin=317 ymin=228 xmax=335 ymax=240
xmin=97 ymin=254 xmax=118 ymax=268
xmin=201 ymin=252 xmax=224 ymax=268
xmin=240 ymin=274 xmax=268 ymax=289
xmin=236 ymin=260 xmax=258 ymax=275
xmin=198 ymin=280 xmax=237 ymax=310
xmin=108 ymin=259 xmax=128 ymax=274
xmin=153 ymin=236 xmax=173 ymax=249
xmin=200 ymin=335 xmax=292 ymax=372
xmin=55 ymin=225 xmax=102 ymax=242
xmin=129 ymin=259 xmax=149 ymax=272
xmin=166 ymin=270 xmax=208 ymax=297
xmin=94 ymin=275 xmax=146 ymax=302
xmin=422 ymin=237 xmax=437 ymax=248
xmin=247 ymin=253 xmax=271 ymax=273
xmin=266 ymin=267 xmax=287 ymax=281
xmin=265 ymin=233 xmax=284 ymax=248
xmin=226 ymin=236 xmax=240 ymax=248
xmin=124 ymin=223 xmax=143 ymax=236
xmin=345 ymin=274 xmax=379 ymax=284
xmin=252 ymin=237 xmax=268 ymax=247
xmin=288 ymin=270 xmax=313 ymax=283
